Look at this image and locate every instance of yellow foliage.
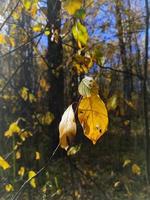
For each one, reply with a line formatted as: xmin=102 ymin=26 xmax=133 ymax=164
xmin=107 ymin=94 xmax=118 ymax=111
xmin=0 ymin=34 xmax=5 ymax=44
xmin=4 ymin=122 xmax=20 ymax=138
xmin=123 ymin=159 xmax=131 ymax=167
xmin=39 ymin=112 xmax=54 ymax=125
xmin=78 ymin=95 xmax=108 ymax=144
xmin=18 ymin=166 xmax=25 ymax=176
xmin=28 ymin=170 xmax=37 ymax=188
xmin=19 ymin=130 xmax=32 ymax=141
xmin=40 ymin=78 xmax=50 ymax=91
xmin=32 ymin=24 xmax=42 ymax=32
xmin=132 ymin=164 xmax=141 ymax=175
xmin=20 ymin=87 xmax=29 ymax=101
xmin=5 ymin=184 xmax=14 ymax=192
xmin=59 ymin=105 xmax=76 ymax=150
xmin=63 ymin=0 xmax=82 ymax=15
xmin=35 ymin=152 xmax=40 ymax=160
xmin=72 ymin=21 xmax=88 ymax=46
xmin=29 ymin=93 xmax=36 ymax=103
xmin=16 ymin=151 xmax=21 ymax=160
xmin=0 ymin=156 xmax=10 ymax=170
xmin=22 ymin=0 xmax=32 ymax=10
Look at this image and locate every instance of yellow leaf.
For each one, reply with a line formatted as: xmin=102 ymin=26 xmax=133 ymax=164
xmin=32 ymin=24 xmax=42 ymax=32
xmin=59 ymin=105 xmax=77 ymax=150
xmin=4 ymin=122 xmax=20 ymax=138
xmin=5 ymin=184 xmax=14 ymax=192
xmin=78 ymin=95 xmax=108 ymax=144
xmin=0 ymin=34 xmax=5 ymax=44
xmin=114 ymin=181 xmax=120 ymax=188
xmin=29 ymin=93 xmax=36 ymax=103
xmin=72 ymin=22 xmax=88 ymax=46
xmin=123 ymin=159 xmax=131 ymax=167
xmin=63 ymin=0 xmax=82 ymax=15
xmin=39 ymin=112 xmax=54 ymax=125
xmin=22 ymin=0 xmax=32 ymax=10
xmin=16 ymin=151 xmax=21 ymax=160
xmin=40 ymin=78 xmax=50 ymax=91
xmin=35 ymin=152 xmax=40 ymax=160
xmin=28 ymin=170 xmax=37 ymax=188
xmin=20 ymin=87 xmax=29 ymax=101
xmin=78 ymin=76 xmax=98 ymax=97
xmin=107 ymin=95 xmax=118 ymax=111
xmin=67 ymin=145 xmax=81 ymax=156
xmin=18 ymin=166 xmax=25 ymax=176
xmin=0 ymin=156 xmax=10 ymax=170
xmin=19 ymin=131 xmax=32 ymax=141
xmin=132 ymin=164 xmax=141 ymax=175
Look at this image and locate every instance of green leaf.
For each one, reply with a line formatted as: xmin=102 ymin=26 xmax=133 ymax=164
xmin=72 ymin=22 xmax=88 ymax=46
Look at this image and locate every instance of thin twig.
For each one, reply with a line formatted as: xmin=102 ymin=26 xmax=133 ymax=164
xmin=11 ymin=144 xmax=60 ymax=200
xmin=0 ymin=0 xmax=21 ymax=31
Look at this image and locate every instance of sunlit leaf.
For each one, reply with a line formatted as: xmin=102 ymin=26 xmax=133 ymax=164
xmin=72 ymin=22 xmax=88 ymax=46
xmin=28 ymin=170 xmax=37 ymax=188
xmin=32 ymin=24 xmax=42 ymax=32
xmin=20 ymin=87 xmax=29 ymax=101
xmin=4 ymin=122 xmax=20 ymax=138
xmin=67 ymin=145 xmax=81 ymax=156
xmin=78 ymin=95 xmax=108 ymax=144
xmin=38 ymin=112 xmax=54 ymax=125
xmin=132 ymin=164 xmax=141 ymax=175
xmin=16 ymin=151 xmax=21 ymax=160
xmin=29 ymin=93 xmax=36 ymax=103
xmin=0 ymin=156 xmax=10 ymax=170
xmin=0 ymin=34 xmax=5 ymax=44
xmin=63 ymin=0 xmax=82 ymax=15
xmin=35 ymin=152 xmax=40 ymax=160
xmin=22 ymin=0 xmax=32 ymax=10
xmin=123 ymin=159 xmax=131 ymax=167
xmin=5 ymin=184 xmax=14 ymax=192
xmin=78 ymin=76 xmax=98 ymax=97
xmin=18 ymin=166 xmax=25 ymax=176
xmin=59 ymin=105 xmax=77 ymax=150
xmin=107 ymin=94 xmax=118 ymax=111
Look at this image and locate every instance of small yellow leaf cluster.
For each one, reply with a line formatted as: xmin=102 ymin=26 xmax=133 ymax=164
xmin=73 ymin=54 xmax=93 ymax=74
xmin=35 ymin=151 xmax=40 ymax=160
xmin=18 ymin=166 xmax=25 ymax=176
xmin=63 ymin=0 xmax=82 ymax=15
xmin=0 ymin=156 xmax=10 ymax=170
xmin=5 ymin=184 xmax=14 ymax=192
xmin=16 ymin=151 xmax=21 ymax=160
xmin=40 ymin=78 xmax=50 ymax=92
xmin=132 ymin=164 xmax=141 ymax=175
xmin=72 ymin=21 xmax=89 ymax=48
xmin=22 ymin=0 xmax=38 ymax=18
xmin=38 ymin=112 xmax=54 ymax=125
xmin=18 ymin=130 xmax=33 ymax=141
xmin=59 ymin=76 xmax=108 ymax=150
xmin=28 ymin=170 xmax=37 ymax=188
xmin=4 ymin=122 xmax=20 ymax=138
xmin=20 ymin=87 xmax=36 ymax=103
xmin=0 ymin=34 xmax=5 ymax=44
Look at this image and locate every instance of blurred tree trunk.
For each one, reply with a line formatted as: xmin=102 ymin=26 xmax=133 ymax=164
xmin=47 ymin=0 xmax=64 ymax=151
xmin=115 ymin=0 xmax=132 ymax=136
xmin=143 ymin=0 xmax=150 ymax=184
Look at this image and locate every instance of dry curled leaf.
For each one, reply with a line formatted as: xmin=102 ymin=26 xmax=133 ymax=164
xmin=59 ymin=105 xmax=77 ymax=150
xmin=78 ymin=95 xmax=108 ymax=144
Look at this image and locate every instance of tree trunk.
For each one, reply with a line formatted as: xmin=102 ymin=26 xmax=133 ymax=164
xmin=47 ymin=0 xmax=64 ymax=151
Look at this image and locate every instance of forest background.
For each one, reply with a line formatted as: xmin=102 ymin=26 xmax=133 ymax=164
xmin=0 ymin=0 xmax=150 ymax=199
